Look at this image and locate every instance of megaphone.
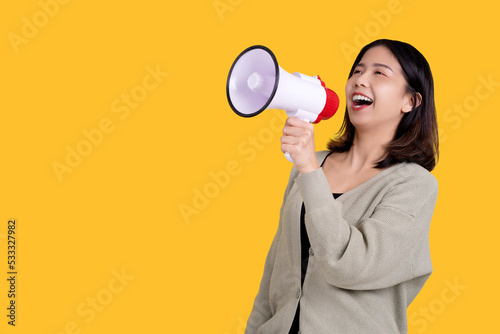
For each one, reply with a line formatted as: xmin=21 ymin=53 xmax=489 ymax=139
xmin=226 ymin=45 xmax=340 ymax=163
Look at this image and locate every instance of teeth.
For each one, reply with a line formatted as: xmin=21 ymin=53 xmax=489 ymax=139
xmin=353 ymin=94 xmax=373 ymax=103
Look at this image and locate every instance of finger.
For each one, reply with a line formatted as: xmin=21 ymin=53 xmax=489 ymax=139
xmin=281 ymin=143 xmax=296 ymax=154
xmin=287 ymin=117 xmax=313 ymax=129
xmin=283 ymin=118 xmax=295 ymax=130
xmin=281 ymin=134 xmax=312 ymax=154
xmin=281 ymin=142 xmax=309 ymax=156
xmin=283 ymin=125 xmax=306 ymax=137
xmin=284 ymin=128 xmax=315 ymax=144
xmin=280 ymin=134 xmax=299 ymax=145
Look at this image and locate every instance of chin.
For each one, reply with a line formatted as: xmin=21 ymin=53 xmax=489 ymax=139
xmin=348 ymin=111 xmax=372 ymax=128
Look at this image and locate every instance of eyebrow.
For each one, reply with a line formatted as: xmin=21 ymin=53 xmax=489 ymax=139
xmin=356 ymin=62 xmax=393 ymax=72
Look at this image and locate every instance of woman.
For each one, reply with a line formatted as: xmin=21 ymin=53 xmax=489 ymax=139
xmin=244 ymin=39 xmax=439 ymax=334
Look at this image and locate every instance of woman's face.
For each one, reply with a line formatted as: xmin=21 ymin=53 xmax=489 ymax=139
xmin=345 ymin=45 xmax=414 ymax=134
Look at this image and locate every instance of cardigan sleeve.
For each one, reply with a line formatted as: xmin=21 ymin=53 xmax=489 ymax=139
xmin=294 ymin=165 xmax=438 ymax=290
xmin=245 ymin=167 xmax=299 ymax=333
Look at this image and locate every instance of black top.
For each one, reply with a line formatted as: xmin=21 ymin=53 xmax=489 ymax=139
xmin=299 ymin=192 xmax=343 ymax=285
xmin=289 ymin=153 xmax=342 ymax=334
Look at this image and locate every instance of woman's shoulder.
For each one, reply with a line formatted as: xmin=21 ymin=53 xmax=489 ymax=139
xmin=390 ymin=161 xmax=438 ymax=190
xmin=379 ymin=162 xmax=438 ymax=215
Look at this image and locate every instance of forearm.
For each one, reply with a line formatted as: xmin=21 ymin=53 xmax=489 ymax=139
xmin=294 ymin=167 xmax=438 ymax=290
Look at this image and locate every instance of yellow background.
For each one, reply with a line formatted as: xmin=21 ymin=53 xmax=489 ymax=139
xmin=1 ymin=0 xmax=498 ymax=333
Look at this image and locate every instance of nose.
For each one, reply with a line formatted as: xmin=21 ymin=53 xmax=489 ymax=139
xmin=354 ymin=72 xmax=369 ymax=88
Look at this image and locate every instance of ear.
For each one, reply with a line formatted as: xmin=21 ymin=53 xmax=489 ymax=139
xmin=402 ymin=92 xmax=422 ymax=113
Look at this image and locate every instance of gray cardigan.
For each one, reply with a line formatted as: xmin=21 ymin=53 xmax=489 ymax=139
xmin=245 ymin=151 xmax=438 ymax=334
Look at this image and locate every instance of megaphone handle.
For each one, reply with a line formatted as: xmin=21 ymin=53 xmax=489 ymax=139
xmin=284 ymin=117 xmax=310 ymax=163
xmin=284 ymin=152 xmax=294 ymax=163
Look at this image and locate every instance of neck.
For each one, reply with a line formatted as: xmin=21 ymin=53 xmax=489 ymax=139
xmin=344 ymin=129 xmax=393 ymax=171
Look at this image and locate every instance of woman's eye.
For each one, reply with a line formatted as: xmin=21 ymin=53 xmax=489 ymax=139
xmin=375 ymin=71 xmax=384 ymax=75
xmin=353 ymin=70 xmax=362 ymax=74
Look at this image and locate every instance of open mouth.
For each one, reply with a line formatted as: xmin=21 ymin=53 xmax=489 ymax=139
xmin=352 ymin=94 xmax=373 ymax=108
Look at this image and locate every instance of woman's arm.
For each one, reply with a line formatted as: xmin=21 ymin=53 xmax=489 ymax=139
xmin=294 ymin=165 xmax=438 ymax=290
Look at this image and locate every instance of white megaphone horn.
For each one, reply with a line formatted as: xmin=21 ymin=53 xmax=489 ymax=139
xmin=226 ymin=45 xmax=340 ymax=163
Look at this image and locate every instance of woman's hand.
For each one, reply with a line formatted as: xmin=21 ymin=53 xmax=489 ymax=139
xmin=281 ymin=117 xmax=320 ymax=174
